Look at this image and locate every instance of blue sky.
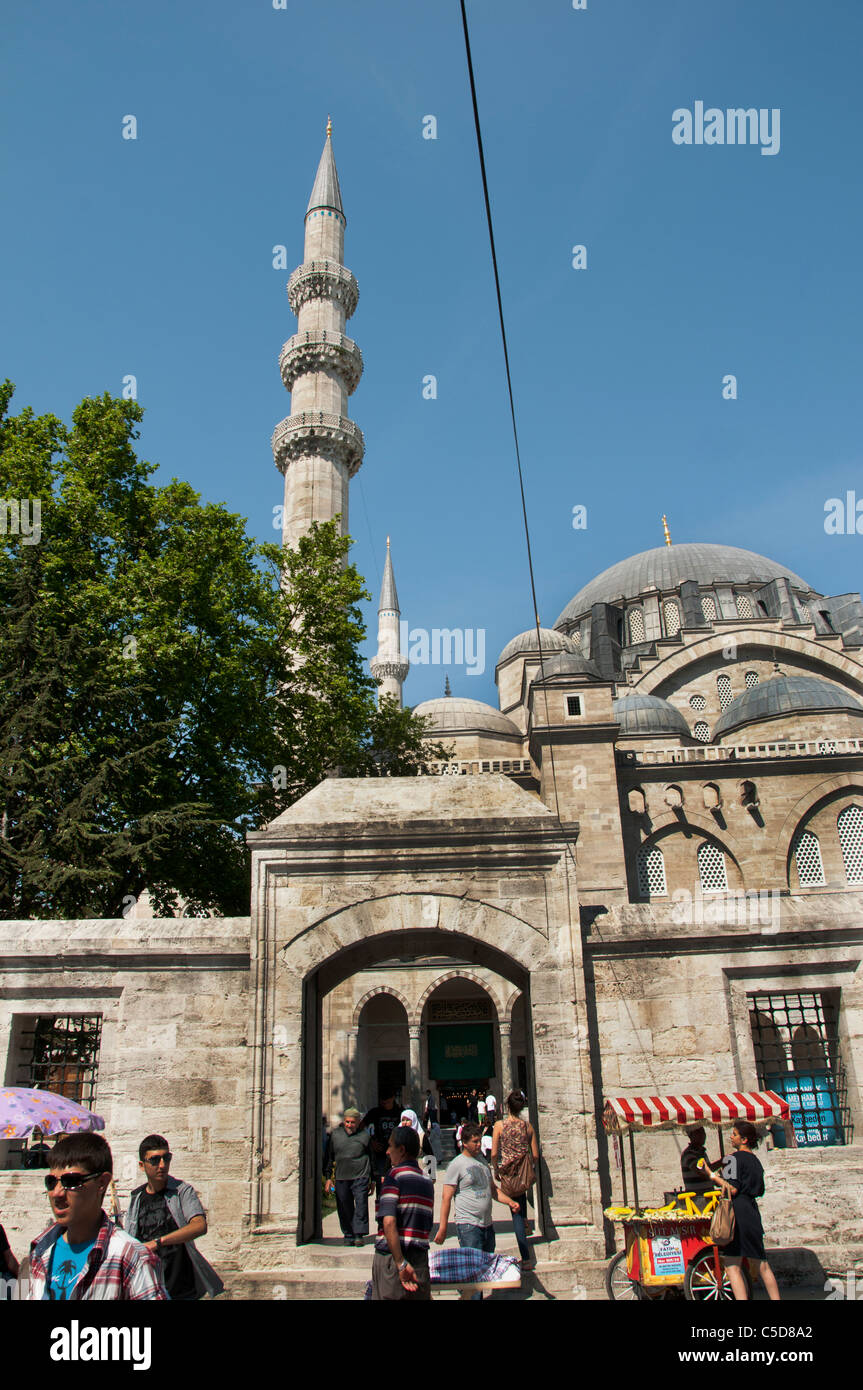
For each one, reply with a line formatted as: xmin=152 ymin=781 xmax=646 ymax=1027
xmin=4 ymin=0 xmax=862 ymax=707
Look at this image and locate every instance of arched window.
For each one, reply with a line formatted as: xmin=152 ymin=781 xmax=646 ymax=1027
xmin=793 ymin=830 xmax=825 ymax=887
xmin=736 ymin=593 xmax=753 ymax=618
xmin=689 ymin=693 xmax=706 ymax=711
xmin=698 ymin=841 xmax=728 ymax=893
xmin=571 ymin=627 xmax=581 ymax=648
xmin=663 ymin=600 xmax=681 ymax=636
xmin=628 ymin=608 xmax=645 ymax=643
xmin=693 ymin=721 xmax=710 ymax=743
xmin=799 ymin=603 xmax=811 ymax=623
xmin=701 ymin=594 xmax=717 ymax=621
xmin=716 ymin=674 xmax=732 ymax=710
xmin=791 ymin=1023 xmax=828 ymax=1073
xmin=745 ymin=671 xmax=759 ymax=689
xmin=636 ymin=844 xmax=667 ymax=898
xmin=837 ymin=804 xmax=863 ymax=884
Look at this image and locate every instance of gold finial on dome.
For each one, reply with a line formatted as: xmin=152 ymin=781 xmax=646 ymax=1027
xmin=661 ymin=514 xmax=672 ymax=547
xmin=326 ymin=115 xmax=332 ymax=138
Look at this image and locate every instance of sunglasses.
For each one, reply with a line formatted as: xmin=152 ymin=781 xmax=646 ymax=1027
xmin=143 ymin=1153 xmax=172 ymax=1165
xmin=44 ymin=1170 xmax=107 ymax=1192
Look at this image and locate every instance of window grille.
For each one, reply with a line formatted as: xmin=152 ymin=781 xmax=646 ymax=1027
xmin=799 ymin=603 xmax=810 ymax=623
xmin=571 ymin=627 xmax=581 ymax=648
xmin=662 ymin=600 xmax=681 ymax=636
xmin=838 ymin=804 xmax=863 ymax=883
xmin=716 ymin=674 xmax=732 ymax=710
xmin=689 ymin=694 xmax=706 ymax=710
xmin=745 ymin=671 xmax=759 ymax=689
xmin=817 ymin=739 xmax=837 ymax=755
xmin=701 ymin=594 xmax=717 ymax=622
xmin=750 ymin=991 xmax=851 ymax=1146
xmin=793 ymin=830 xmax=825 ymax=887
xmin=693 ymin=721 xmax=710 ymax=743
xmin=697 ymin=841 xmax=727 ymax=893
xmin=18 ymin=1016 xmax=102 ymax=1107
xmin=628 ymin=608 xmax=645 ymax=643
xmin=636 ymin=844 xmax=667 ymax=898
xmin=566 ymin=696 xmax=582 ymax=717
xmin=735 ymin=593 xmax=753 ymax=618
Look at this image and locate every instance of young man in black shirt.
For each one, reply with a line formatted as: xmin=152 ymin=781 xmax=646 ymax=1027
xmin=361 ymin=1093 xmax=402 ymax=1201
xmin=124 ymin=1135 xmax=223 ymax=1300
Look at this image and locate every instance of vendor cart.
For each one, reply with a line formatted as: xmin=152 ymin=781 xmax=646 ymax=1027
xmin=602 ymin=1090 xmax=794 ymax=1302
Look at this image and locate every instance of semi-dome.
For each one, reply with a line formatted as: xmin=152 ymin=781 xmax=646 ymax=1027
xmin=532 ymin=651 xmax=602 ymax=681
xmin=555 ymin=543 xmax=813 ymax=629
xmin=497 ymin=627 xmax=576 ymax=667
xmin=413 ymin=696 xmax=522 ymax=738
xmin=713 ymin=675 xmax=863 ymax=739
xmin=613 ymin=692 xmax=692 ymax=739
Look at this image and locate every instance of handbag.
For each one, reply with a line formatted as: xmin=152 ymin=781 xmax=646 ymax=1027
xmin=497 ymin=1120 xmax=536 ymax=1199
xmin=708 ymin=1197 xmax=736 ymax=1246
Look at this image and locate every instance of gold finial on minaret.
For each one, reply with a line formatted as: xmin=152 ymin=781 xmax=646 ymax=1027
xmin=661 ymin=514 xmax=672 ymax=547
xmin=326 ymin=115 xmax=332 ymax=138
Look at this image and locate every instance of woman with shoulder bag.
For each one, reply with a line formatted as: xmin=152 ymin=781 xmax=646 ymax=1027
xmin=703 ymin=1120 xmax=780 ymax=1300
xmin=491 ymin=1090 xmax=540 ymax=1270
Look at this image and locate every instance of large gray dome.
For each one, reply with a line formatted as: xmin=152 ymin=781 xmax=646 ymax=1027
xmin=413 ymin=697 xmax=522 ymax=739
xmin=555 ymin=543 xmax=813 ymax=628
xmin=713 ymin=675 xmax=863 ymax=739
xmin=613 ymin=693 xmax=692 ymax=739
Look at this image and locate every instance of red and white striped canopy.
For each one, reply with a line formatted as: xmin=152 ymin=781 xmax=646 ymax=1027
xmin=603 ymin=1091 xmax=790 ymax=1132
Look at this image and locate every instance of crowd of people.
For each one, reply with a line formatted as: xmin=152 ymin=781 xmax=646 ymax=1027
xmin=323 ymin=1088 xmax=541 ymax=1300
xmin=0 ymin=1132 xmax=222 ymax=1301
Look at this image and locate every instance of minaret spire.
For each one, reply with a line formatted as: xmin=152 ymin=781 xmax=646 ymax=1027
xmin=370 ymin=537 xmax=409 ymax=706
xmin=272 ymin=124 xmax=364 ymax=549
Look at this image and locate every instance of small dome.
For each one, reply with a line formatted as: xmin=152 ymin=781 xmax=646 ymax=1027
xmin=497 ymin=627 xmax=576 ymax=667
xmin=613 ymin=692 xmax=692 ymax=738
xmin=413 ymin=697 xmax=522 ymax=738
xmin=555 ymin=542 xmax=813 ymax=629
xmin=532 ymin=651 xmax=602 ymax=681
xmin=713 ymin=675 xmax=863 ymax=739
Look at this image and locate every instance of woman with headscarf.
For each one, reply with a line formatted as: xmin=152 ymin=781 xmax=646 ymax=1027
xmin=400 ymin=1109 xmax=436 ymax=1182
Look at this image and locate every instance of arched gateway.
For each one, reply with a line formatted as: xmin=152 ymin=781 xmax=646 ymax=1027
xmin=244 ymin=775 xmax=600 ymax=1259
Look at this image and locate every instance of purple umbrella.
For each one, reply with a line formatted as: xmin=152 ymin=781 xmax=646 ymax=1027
xmin=0 ymin=1088 xmax=105 ymax=1140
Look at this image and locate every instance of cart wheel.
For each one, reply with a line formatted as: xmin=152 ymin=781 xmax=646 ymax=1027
xmin=684 ymin=1250 xmax=753 ymax=1302
xmin=605 ymin=1250 xmax=640 ymax=1301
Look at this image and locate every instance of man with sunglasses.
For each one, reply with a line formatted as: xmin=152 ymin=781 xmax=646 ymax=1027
xmin=28 ymin=1133 xmax=166 ymax=1300
xmin=124 ymin=1135 xmax=223 ymax=1300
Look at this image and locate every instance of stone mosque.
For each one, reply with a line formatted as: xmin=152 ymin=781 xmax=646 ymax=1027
xmin=1 ymin=128 xmax=861 ymax=1293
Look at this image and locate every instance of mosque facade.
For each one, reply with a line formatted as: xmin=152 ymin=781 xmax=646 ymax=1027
xmin=1 ymin=131 xmax=861 ymax=1293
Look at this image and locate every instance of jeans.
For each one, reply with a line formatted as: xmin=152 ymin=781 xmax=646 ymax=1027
xmin=335 ymin=1176 xmax=369 ymax=1237
xmin=510 ymin=1192 xmax=530 ymax=1262
xmin=456 ymin=1223 xmax=496 ymax=1254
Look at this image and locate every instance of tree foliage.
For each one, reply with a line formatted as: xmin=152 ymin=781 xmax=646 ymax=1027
xmin=0 ymin=384 xmax=447 ymax=919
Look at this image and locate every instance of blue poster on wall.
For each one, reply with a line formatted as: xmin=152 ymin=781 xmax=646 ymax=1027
xmin=766 ymin=1072 xmax=842 ymax=1147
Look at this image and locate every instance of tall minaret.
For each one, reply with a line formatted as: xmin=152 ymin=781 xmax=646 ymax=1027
xmin=272 ymin=119 xmax=364 ymax=549
xmin=370 ymin=538 xmax=409 ymax=705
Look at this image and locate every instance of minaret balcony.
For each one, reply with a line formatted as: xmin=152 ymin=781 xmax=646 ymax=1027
xmin=287 ymin=260 xmax=359 ymax=318
xmin=272 ymin=411 xmax=365 ymax=477
xmin=279 ymin=331 xmax=364 ymax=395
xmin=370 ymin=655 xmax=410 ymax=683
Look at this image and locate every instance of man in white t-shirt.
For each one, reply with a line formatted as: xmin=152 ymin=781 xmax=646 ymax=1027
xmin=485 ymin=1092 xmax=497 ymax=1123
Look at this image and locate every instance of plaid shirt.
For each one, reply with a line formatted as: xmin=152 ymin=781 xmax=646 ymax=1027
xmin=28 ymin=1213 xmax=167 ymax=1301
xmin=429 ymin=1247 xmax=521 ymax=1285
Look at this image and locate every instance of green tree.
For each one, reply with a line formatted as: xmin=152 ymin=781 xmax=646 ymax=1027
xmin=0 ymin=384 xmax=446 ymax=919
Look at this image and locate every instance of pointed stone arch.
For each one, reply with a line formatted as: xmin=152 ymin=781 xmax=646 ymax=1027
xmin=773 ymin=773 xmax=863 ymax=882
xmin=352 ymin=985 xmax=410 ymax=1028
xmin=412 ymin=970 xmax=503 ymax=1028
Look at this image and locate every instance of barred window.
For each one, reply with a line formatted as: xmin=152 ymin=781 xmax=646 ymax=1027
xmin=636 ymin=844 xmax=667 ymax=898
xmin=838 ymin=804 xmax=863 ymax=884
xmin=750 ymin=991 xmax=851 ymax=1146
xmin=736 ymin=593 xmax=753 ymax=618
xmin=693 ymin=720 xmax=710 ymax=743
xmin=663 ymin=600 xmax=681 ymax=636
xmin=793 ymin=830 xmax=825 ymax=887
xmin=689 ymin=694 xmax=706 ymax=711
xmin=716 ymin=674 xmax=733 ymax=710
xmin=21 ymin=1016 xmax=102 ymax=1107
xmin=745 ymin=671 xmax=760 ymax=689
xmin=628 ymin=608 xmax=645 ymax=643
xmin=571 ymin=627 xmax=581 ymax=648
xmin=701 ymin=594 xmax=717 ymax=622
xmin=697 ymin=841 xmax=728 ymax=893
xmin=799 ymin=603 xmax=811 ymax=623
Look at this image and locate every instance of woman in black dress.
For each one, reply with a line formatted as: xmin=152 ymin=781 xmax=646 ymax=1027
xmin=704 ymin=1120 xmax=781 ymax=1300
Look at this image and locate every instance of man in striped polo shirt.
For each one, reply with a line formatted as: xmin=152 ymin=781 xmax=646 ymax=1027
xmin=370 ymin=1125 xmax=434 ymax=1300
